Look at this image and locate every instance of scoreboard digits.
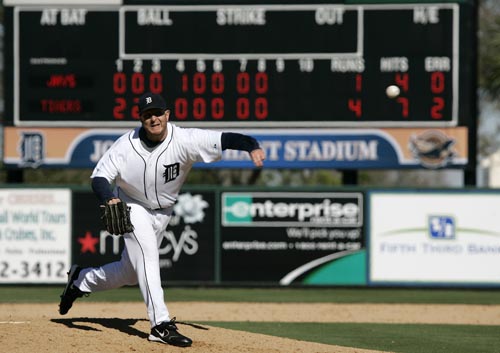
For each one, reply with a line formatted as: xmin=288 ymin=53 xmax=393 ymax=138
xmin=5 ymin=2 xmax=472 ymax=127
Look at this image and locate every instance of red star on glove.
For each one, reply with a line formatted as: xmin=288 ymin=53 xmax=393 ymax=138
xmin=78 ymin=231 xmax=99 ymax=253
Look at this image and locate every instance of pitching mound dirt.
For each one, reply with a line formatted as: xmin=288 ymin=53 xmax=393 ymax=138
xmin=2 ymin=302 xmax=499 ymax=353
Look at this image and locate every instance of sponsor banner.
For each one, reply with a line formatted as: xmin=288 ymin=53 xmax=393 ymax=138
xmin=163 ymin=191 xmax=216 ymax=281
xmin=72 ymin=191 xmax=215 ymax=282
xmin=3 ymin=127 xmax=467 ymax=169
xmin=0 ymin=189 xmax=71 ymax=284
xmin=222 ymin=192 xmax=362 ymax=227
xmin=369 ymin=192 xmax=500 ymax=285
xmin=4 ymin=128 xmax=127 ymax=168
xmin=221 ymin=192 xmax=366 ymax=285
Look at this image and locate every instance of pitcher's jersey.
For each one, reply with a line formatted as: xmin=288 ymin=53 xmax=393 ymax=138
xmin=91 ymin=123 xmax=222 ymax=209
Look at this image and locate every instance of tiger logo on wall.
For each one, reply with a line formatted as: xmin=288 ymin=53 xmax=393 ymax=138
xmin=409 ymin=130 xmax=456 ymax=169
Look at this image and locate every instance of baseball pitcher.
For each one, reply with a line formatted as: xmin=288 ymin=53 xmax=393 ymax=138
xmin=59 ymin=92 xmax=265 ymax=347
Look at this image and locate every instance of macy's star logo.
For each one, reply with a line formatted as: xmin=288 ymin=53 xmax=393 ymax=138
xmin=78 ymin=231 xmax=99 ymax=253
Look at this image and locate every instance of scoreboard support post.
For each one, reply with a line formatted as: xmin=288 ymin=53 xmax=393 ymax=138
xmin=464 ymin=0 xmax=478 ymax=187
xmin=342 ymin=170 xmax=358 ymax=186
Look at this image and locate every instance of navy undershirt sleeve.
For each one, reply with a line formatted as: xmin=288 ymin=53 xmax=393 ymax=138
xmin=91 ymin=176 xmax=115 ymax=204
xmin=221 ymin=132 xmax=260 ymax=152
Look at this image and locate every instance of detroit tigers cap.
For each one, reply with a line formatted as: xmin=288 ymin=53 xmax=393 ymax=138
xmin=138 ymin=92 xmax=168 ymax=115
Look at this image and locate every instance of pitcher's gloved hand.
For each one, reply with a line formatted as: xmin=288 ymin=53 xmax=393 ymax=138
xmin=101 ymin=200 xmax=134 ymax=235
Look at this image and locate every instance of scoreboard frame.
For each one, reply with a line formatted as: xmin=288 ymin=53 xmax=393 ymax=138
xmin=2 ymin=0 xmax=476 ymax=128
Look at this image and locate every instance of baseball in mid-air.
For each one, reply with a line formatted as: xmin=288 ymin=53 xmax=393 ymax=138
xmin=386 ymin=85 xmax=401 ymax=98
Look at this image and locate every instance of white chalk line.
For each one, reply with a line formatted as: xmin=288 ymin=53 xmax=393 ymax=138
xmin=0 ymin=321 xmax=31 ymax=324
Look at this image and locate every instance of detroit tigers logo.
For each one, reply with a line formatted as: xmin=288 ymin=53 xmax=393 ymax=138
xmin=163 ymin=163 xmax=180 ymax=183
xmin=146 ymin=97 xmax=152 ymax=104
xmin=20 ymin=132 xmax=45 ymax=167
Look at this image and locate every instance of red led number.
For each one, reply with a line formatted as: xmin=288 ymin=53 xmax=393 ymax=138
xmin=348 ymin=99 xmax=362 ymax=117
xmin=149 ymin=73 xmax=163 ymax=93
xmin=113 ymin=97 xmax=126 ymax=120
xmin=177 ymin=72 xmax=268 ymax=120
xmin=255 ymin=73 xmax=268 ymax=94
xmin=212 ymin=73 xmax=224 ymax=94
xmin=237 ymin=73 xmax=250 ymax=94
xmin=182 ymin=73 xmax=225 ymax=95
xmin=131 ymin=73 xmax=144 ymax=94
xmin=174 ymin=98 xmax=226 ymax=120
xmin=182 ymin=74 xmax=189 ymax=93
xmin=236 ymin=72 xmax=268 ymax=120
xmin=431 ymin=97 xmax=444 ymax=119
xmin=236 ymin=99 xmax=268 ymax=120
xmin=348 ymin=75 xmax=363 ymax=118
xmin=255 ymin=98 xmax=268 ymax=120
xmin=212 ymin=98 xmax=224 ymax=119
xmin=430 ymin=72 xmax=445 ymax=94
xmin=355 ymin=74 xmax=362 ymax=92
xmin=193 ymin=98 xmax=206 ymax=119
xmin=430 ymin=72 xmax=445 ymax=119
xmin=177 ymin=73 xmax=227 ymax=120
xmin=113 ymin=73 xmax=126 ymax=95
xmin=113 ymin=72 xmax=164 ymax=95
xmin=237 ymin=72 xmax=268 ymax=94
xmin=193 ymin=73 xmax=206 ymax=94
xmin=175 ymin=98 xmax=188 ymax=120
xmin=131 ymin=97 xmax=139 ymax=119
xmin=397 ymin=97 xmax=409 ymax=117
xmin=236 ymin=98 xmax=250 ymax=119
xmin=394 ymin=73 xmax=409 ymax=92
xmin=113 ymin=73 xmax=163 ymax=120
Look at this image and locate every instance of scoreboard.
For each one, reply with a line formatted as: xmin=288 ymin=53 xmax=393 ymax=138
xmin=3 ymin=1 xmax=475 ymax=128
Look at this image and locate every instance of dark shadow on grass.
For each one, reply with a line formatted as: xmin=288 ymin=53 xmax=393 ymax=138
xmin=51 ymin=317 xmax=149 ymax=339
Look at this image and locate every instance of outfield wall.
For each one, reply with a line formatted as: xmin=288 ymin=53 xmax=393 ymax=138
xmin=0 ymin=186 xmax=499 ymax=287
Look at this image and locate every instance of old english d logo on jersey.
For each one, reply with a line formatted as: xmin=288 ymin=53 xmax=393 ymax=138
xmin=163 ymin=163 xmax=180 ymax=183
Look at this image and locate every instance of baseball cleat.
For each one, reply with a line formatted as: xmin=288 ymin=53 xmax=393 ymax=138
xmin=148 ymin=318 xmax=193 ymax=347
xmin=58 ymin=265 xmax=89 ymax=315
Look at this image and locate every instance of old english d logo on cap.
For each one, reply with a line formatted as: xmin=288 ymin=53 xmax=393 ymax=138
xmin=138 ymin=92 xmax=167 ymax=115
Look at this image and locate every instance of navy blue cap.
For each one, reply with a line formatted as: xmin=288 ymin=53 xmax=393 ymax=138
xmin=138 ymin=92 xmax=167 ymax=115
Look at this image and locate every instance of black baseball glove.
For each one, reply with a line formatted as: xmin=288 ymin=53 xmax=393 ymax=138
xmin=101 ymin=201 xmax=134 ymax=235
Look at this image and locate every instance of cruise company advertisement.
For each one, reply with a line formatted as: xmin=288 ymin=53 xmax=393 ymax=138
xmin=221 ymin=192 xmax=366 ymax=285
xmin=0 ymin=189 xmax=71 ymax=284
xmin=369 ymin=191 xmax=500 ymax=285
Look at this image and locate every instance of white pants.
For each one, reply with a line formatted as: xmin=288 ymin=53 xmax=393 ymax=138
xmin=75 ymin=203 xmax=173 ymax=328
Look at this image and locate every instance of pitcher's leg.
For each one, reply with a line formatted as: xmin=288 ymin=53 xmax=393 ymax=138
xmin=59 ymin=247 xmax=137 ymax=315
xmin=76 ymin=247 xmax=138 ymax=292
xmin=125 ymin=230 xmax=169 ymax=327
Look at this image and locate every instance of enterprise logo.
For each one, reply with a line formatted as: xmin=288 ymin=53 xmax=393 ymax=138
xmin=222 ymin=192 xmax=362 ymax=227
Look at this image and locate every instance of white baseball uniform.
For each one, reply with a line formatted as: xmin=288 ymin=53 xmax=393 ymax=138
xmin=74 ymin=123 xmax=222 ymax=327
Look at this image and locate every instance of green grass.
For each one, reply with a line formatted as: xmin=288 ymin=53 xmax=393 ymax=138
xmin=205 ymin=322 xmax=500 ymax=353
xmin=1 ymin=286 xmax=500 ymax=304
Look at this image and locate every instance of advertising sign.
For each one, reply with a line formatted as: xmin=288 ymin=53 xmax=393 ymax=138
xmin=221 ymin=192 xmax=366 ymax=285
xmin=369 ymin=192 xmax=500 ymax=285
xmin=71 ymin=191 xmax=122 ymax=268
xmin=161 ymin=192 xmax=216 ymax=282
xmin=4 ymin=127 xmax=468 ymax=169
xmin=0 ymin=189 xmax=71 ymax=284
xmin=72 ymin=191 xmax=216 ymax=282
